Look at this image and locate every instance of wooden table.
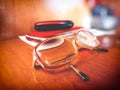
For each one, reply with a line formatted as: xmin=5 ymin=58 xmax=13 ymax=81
xmin=0 ymin=36 xmax=120 ymax=90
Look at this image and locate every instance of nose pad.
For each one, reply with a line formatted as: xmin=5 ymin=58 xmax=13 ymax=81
xmin=36 ymin=37 xmax=64 ymax=51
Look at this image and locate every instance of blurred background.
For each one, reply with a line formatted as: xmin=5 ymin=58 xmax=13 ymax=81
xmin=0 ymin=0 xmax=120 ymax=47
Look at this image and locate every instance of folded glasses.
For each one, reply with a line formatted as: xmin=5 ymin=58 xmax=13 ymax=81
xmin=32 ymin=30 xmax=100 ymax=81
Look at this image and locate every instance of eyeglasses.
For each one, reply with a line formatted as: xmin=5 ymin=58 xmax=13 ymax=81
xmin=32 ymin=30 xmax=100 ymax=81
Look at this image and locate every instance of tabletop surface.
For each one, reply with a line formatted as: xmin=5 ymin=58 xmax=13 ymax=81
xmin=0 ymin=36 xmax=120 ymax=90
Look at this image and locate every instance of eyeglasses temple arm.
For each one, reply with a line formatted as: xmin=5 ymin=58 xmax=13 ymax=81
xmin=69 ymin=64 xmax=89 ymax=81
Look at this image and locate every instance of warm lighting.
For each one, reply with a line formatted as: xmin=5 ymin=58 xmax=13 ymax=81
xmin=46 ymin=0 xmax=92 ymax=27
xmin=47 ymin=0 xmax=83 ymax=14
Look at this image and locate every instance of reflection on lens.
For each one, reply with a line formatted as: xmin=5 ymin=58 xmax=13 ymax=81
xmin=76 ymin=30 xmax=100 ymax=50
xmin=35 ymin=37 xmax=77 ymax=69
xmin=36 ymin=38 xmax=64 ymax=51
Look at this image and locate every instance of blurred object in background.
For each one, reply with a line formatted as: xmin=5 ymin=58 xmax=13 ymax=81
xmin=87 ymin=0 xmax=120 ymax=48
xmin=90 ymin=0 xmax=119 ymax=30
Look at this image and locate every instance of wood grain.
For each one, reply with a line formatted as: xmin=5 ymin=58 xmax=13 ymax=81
xmin=0 ymin=37 xmax=120 ymax=90
xmin=0 ymin=0 xmax=120 ymax=89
